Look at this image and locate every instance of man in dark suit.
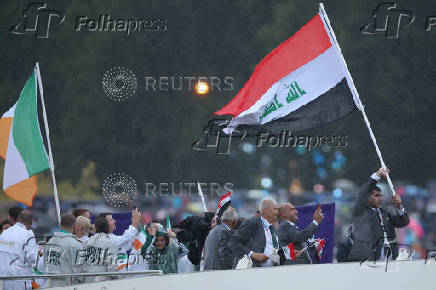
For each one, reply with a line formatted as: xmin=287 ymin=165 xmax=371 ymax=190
xmin=348 ymin=167 xmax=410 ymax=261
xmin=203 ymin=208 xmax=238 ymax=270
xmin=229 ymin=198 xmax=280 ymax=268
xmin=277 ymin=203 xmax=323 ymax=264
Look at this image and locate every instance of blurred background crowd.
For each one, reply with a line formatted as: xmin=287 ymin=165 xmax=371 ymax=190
xmin=1 ymin=173 xmax=433 ymax=261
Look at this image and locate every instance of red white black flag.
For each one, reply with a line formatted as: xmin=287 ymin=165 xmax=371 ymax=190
xmin=215 ymin=8 xmax=359 ymax=134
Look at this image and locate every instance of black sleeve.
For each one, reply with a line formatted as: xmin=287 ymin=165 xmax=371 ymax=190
xmin=218 ymin=230 xmax=234 ymax=270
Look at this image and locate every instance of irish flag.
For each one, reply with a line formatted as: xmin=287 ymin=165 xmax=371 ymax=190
xmin=0 ymin=69 xmax=50 ymax=206
xmin=215 ymin=6 xmax=360 ymax=134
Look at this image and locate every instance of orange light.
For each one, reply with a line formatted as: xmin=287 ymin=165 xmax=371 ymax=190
xmin=195 ymin=81 xmax=209 ymax=95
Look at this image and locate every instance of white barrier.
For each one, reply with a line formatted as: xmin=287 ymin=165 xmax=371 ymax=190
xmin=52 ymin=260 xmax=435 ymax=290
xmin=0 ymin=270 xmax=162 ymax=290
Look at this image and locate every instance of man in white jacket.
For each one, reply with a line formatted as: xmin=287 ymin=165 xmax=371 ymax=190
xmin=0 ymin=210 xmax=39 ymax=290
xmin=98 ymin=209 xmax=141 ymax=253
xmin=85 ymin=217 xmax=118 ymax=283
xmin=43 ymin=213 xmax=85 ymax=287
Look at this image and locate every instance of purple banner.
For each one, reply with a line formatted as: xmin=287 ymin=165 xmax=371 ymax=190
xmin=91 ymin=212 xmax=132 ymax=236
xmin=295 ymin=202 xmax=335 ymax=263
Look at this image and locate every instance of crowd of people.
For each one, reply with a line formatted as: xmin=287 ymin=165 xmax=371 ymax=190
xmin=0 ymin=167 xmax=410 ymax=289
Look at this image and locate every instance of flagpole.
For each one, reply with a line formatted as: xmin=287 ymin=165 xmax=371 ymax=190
xmin=197 ymin=182 xmax=208 ymax=212
xmin=35 ymin=63 xmax=61 ymax=225
xmin=319 ymin=3 xmax=396 ymax=195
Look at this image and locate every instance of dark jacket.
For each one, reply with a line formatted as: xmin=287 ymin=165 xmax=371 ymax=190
xmin=229 ymin=216 xmax=267 ymax=268
xmin=203 ymin=224 xmax=234 ymax=270
xmin=348 ymin=177 xmax=410 ymax=261
xmin=277 ymin=220 xmax=318 ymax=264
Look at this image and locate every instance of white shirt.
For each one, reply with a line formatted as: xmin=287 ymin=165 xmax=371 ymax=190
xmin=252 ymin=217 xmax=278 ymax=267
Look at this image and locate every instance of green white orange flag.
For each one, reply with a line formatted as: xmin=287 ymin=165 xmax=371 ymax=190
xmin=0 ymin=69 xmax=50 ymax=206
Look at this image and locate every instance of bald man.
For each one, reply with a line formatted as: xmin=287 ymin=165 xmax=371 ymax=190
xmin=229 ymin=198 xmax=280 ymax=268
xmin=277 ymin=203 xmax=323 ymax=264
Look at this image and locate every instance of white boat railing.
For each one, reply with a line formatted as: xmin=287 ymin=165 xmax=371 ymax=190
xmin=0 ymin=270 xmax=163 ymax=289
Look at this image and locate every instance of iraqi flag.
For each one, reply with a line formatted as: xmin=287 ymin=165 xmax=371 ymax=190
xmin=216 ymin=191 xmax=231 ymax=216
xmin=215 ymin=6 xmax=359 ymax=135
xmin=308 ymin=237 xmax=326 ymax=263
xmin=0 ymin=68 xmax=50 ymax=206
xmin=282 ymin=242 xmax=297 ymax=261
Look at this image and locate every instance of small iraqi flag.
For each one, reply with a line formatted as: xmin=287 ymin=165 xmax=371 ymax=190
xmin=214 ymin=5 xmax=359 ymax=135
xmin=282 ymin=242 xmax=296 ymax=261
xmin=216 ymin=191 xmax=231 ymax=216
xmin=308 ymin=237 xmax=325 ymax=262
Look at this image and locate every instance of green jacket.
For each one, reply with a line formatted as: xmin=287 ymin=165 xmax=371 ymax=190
xmin=140 ymin=234 xmax=184 ymax=274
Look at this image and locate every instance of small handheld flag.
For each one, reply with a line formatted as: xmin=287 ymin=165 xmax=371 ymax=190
xmin=216 ymin=191 xmax=231 ymax=216
xmin=166 ymin=213 xmax=171 ymax=230
xmin=282 ymin=242 xmax=296 ymax=261
xmin=307 ymin=237 xmax=325 ymax=262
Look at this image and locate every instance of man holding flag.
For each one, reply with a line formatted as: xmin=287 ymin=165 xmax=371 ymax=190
xmin=212 ymin=3 xmax=399 ymax=208
xmin=277 ymin=203 xmax=323 ymax=264
xmin=348 ymin=167 xmax=409 ymax=262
